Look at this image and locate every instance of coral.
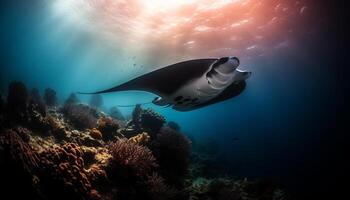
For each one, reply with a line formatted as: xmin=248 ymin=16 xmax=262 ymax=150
xmin=167 ymin=121 xmax=181 ymax=131
xmin=89 ymin=94 xmax=103 ymax=109
xmin=188 ymin=178 xmax=290 ymax=200
xmin=13 ymin=126 xmax=31 ymax=142
xmin=86 ymin=164 xmax=109 ymax=190
xmin=64 ymin=92 xmax=80 ymax=105
xmin=152 ymin=127 xmax=191 ymax=187
xmin=38 ymin=143 xmax=98 ymax=200
xmin=140 ymin=108 xmax=166 ymax=136
xmin=109 ymin=106 xmax=125 ymax=120
xmin=90 ymin=128 xmax=102 ymax=140
xmin=6 ymin=81 xmax=29 ymax=123
xmin=81 ymin=146 xmax=98 ymax=165
xmin=146 ymin=173 xmax=179 ymax=200
xmin=0 ymin=129 xmax=40 ymax=199
xmin=43 ymin=88 xmax=57 ymax=106
xmin=128 ymin=132 xmax=150 ymax=145
xmin=63 ymin=103 xmax=99 ymax=130
xmin=97 ymin=117 xmax=119 ymax=141
xmin=107 ymin=139 xmax=157 ymax=182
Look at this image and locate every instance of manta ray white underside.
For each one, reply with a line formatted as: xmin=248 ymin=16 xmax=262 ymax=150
xmin=85 ymin=57 xmax=251 ymax=111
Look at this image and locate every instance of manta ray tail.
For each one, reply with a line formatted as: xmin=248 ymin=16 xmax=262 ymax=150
xmin=78 ymin=84 xmax=128 ymax=94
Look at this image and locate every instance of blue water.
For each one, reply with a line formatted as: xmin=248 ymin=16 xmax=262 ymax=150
xmin=0 ymin=1 xmax=345 ymax=198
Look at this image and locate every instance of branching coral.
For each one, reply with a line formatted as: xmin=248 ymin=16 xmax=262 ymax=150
xmin=43 ymin=88 xmax=57 ymax=107
xmin=152 ymin=127 xmax=191 ymax=187
xmin=97 ymin=117 xmax=119 ymax=141
xmin=38 ymin=143 xmax=98 ymax=200
xmin=0 ymin=129 xmax=40 ymax=199
xmin=107 ymin=139 xmax=157 ymax=181
xmin=63 ymin=103 xmax=99 ymax=130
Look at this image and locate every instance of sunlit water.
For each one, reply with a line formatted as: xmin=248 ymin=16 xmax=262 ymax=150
xmin=0 ymin=0 xmax=344 ymax=197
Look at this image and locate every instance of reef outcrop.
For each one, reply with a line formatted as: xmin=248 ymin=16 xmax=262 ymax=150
xmin=0 ymin=82 xmax=290 ymax=200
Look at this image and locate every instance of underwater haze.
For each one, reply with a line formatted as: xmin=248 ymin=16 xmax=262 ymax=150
xmin=0 ymin=0 xmax=346 ymax=199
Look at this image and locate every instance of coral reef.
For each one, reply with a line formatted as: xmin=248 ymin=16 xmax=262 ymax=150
xmin=43 ymin=88 xmax=57 ymax=107
xmin=109 ymin=106 xmax=125 ymax=120
xmin=63 ymin=103 xmax=99 ymax=130
xmin=0 ymin=81 xmax=291 ymax=200
xmin=97 ymin=117 xmax=119 ymax=141
xmin=151 ymin=127 xmax=191 ymax=187
xmin=38 ymin=143 xmax=98 ymax=200
xmin=89 ymin=94 xmax=103 ymax=109
xmin=188 ymin=177 xmax=289 ymax=200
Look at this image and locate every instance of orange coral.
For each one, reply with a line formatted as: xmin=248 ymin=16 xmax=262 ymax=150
xmin=128 ymin=132 xmax=150 ymax=145
xmin=38 ymin=143 xmax=98 ymax=200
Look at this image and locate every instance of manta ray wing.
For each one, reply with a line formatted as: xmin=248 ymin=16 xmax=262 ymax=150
xmin=88 ymin=59 xmax=218 ymax=96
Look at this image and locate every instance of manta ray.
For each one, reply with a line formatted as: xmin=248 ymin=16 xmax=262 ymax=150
xmin=85 ymin=57 xmax=251 ymax=111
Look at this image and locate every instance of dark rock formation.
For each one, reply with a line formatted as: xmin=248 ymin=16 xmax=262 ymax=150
xmin=43 ymin=88 xmax=57 ymax=107
xmin=109 ymin=106 xmax=124 ymax=120
xmin=6 ymin=81 xmax=29 ymax=123
xmin=167 ymin=121 xmax=181 ymax=131
xmin=62 ymin=104 xmax=99 ymax=130
xmin=64 ymin=93 xmax=80 ymax=105
xmin=89 ymin=94 xmax=103 ymax=109
xmin=151 ymin=127 xmax=191 ymax=187
xmin=97 ymin=117 xmax=119 ymax=141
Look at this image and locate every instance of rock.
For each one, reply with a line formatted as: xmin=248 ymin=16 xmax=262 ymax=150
xmin=43 ymin=88 xmax=57 ymax=107
xmin=109 ymin=106 xmax=124 ymax=120
xmin=97 ymin=117 xmax=119 ymax=142
xmin=89 ymin=94 xmax=103 ymax=109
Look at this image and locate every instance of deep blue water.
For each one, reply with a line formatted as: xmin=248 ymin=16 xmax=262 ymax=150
xmin=0 ymin=1 xmax=346 ymax=198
